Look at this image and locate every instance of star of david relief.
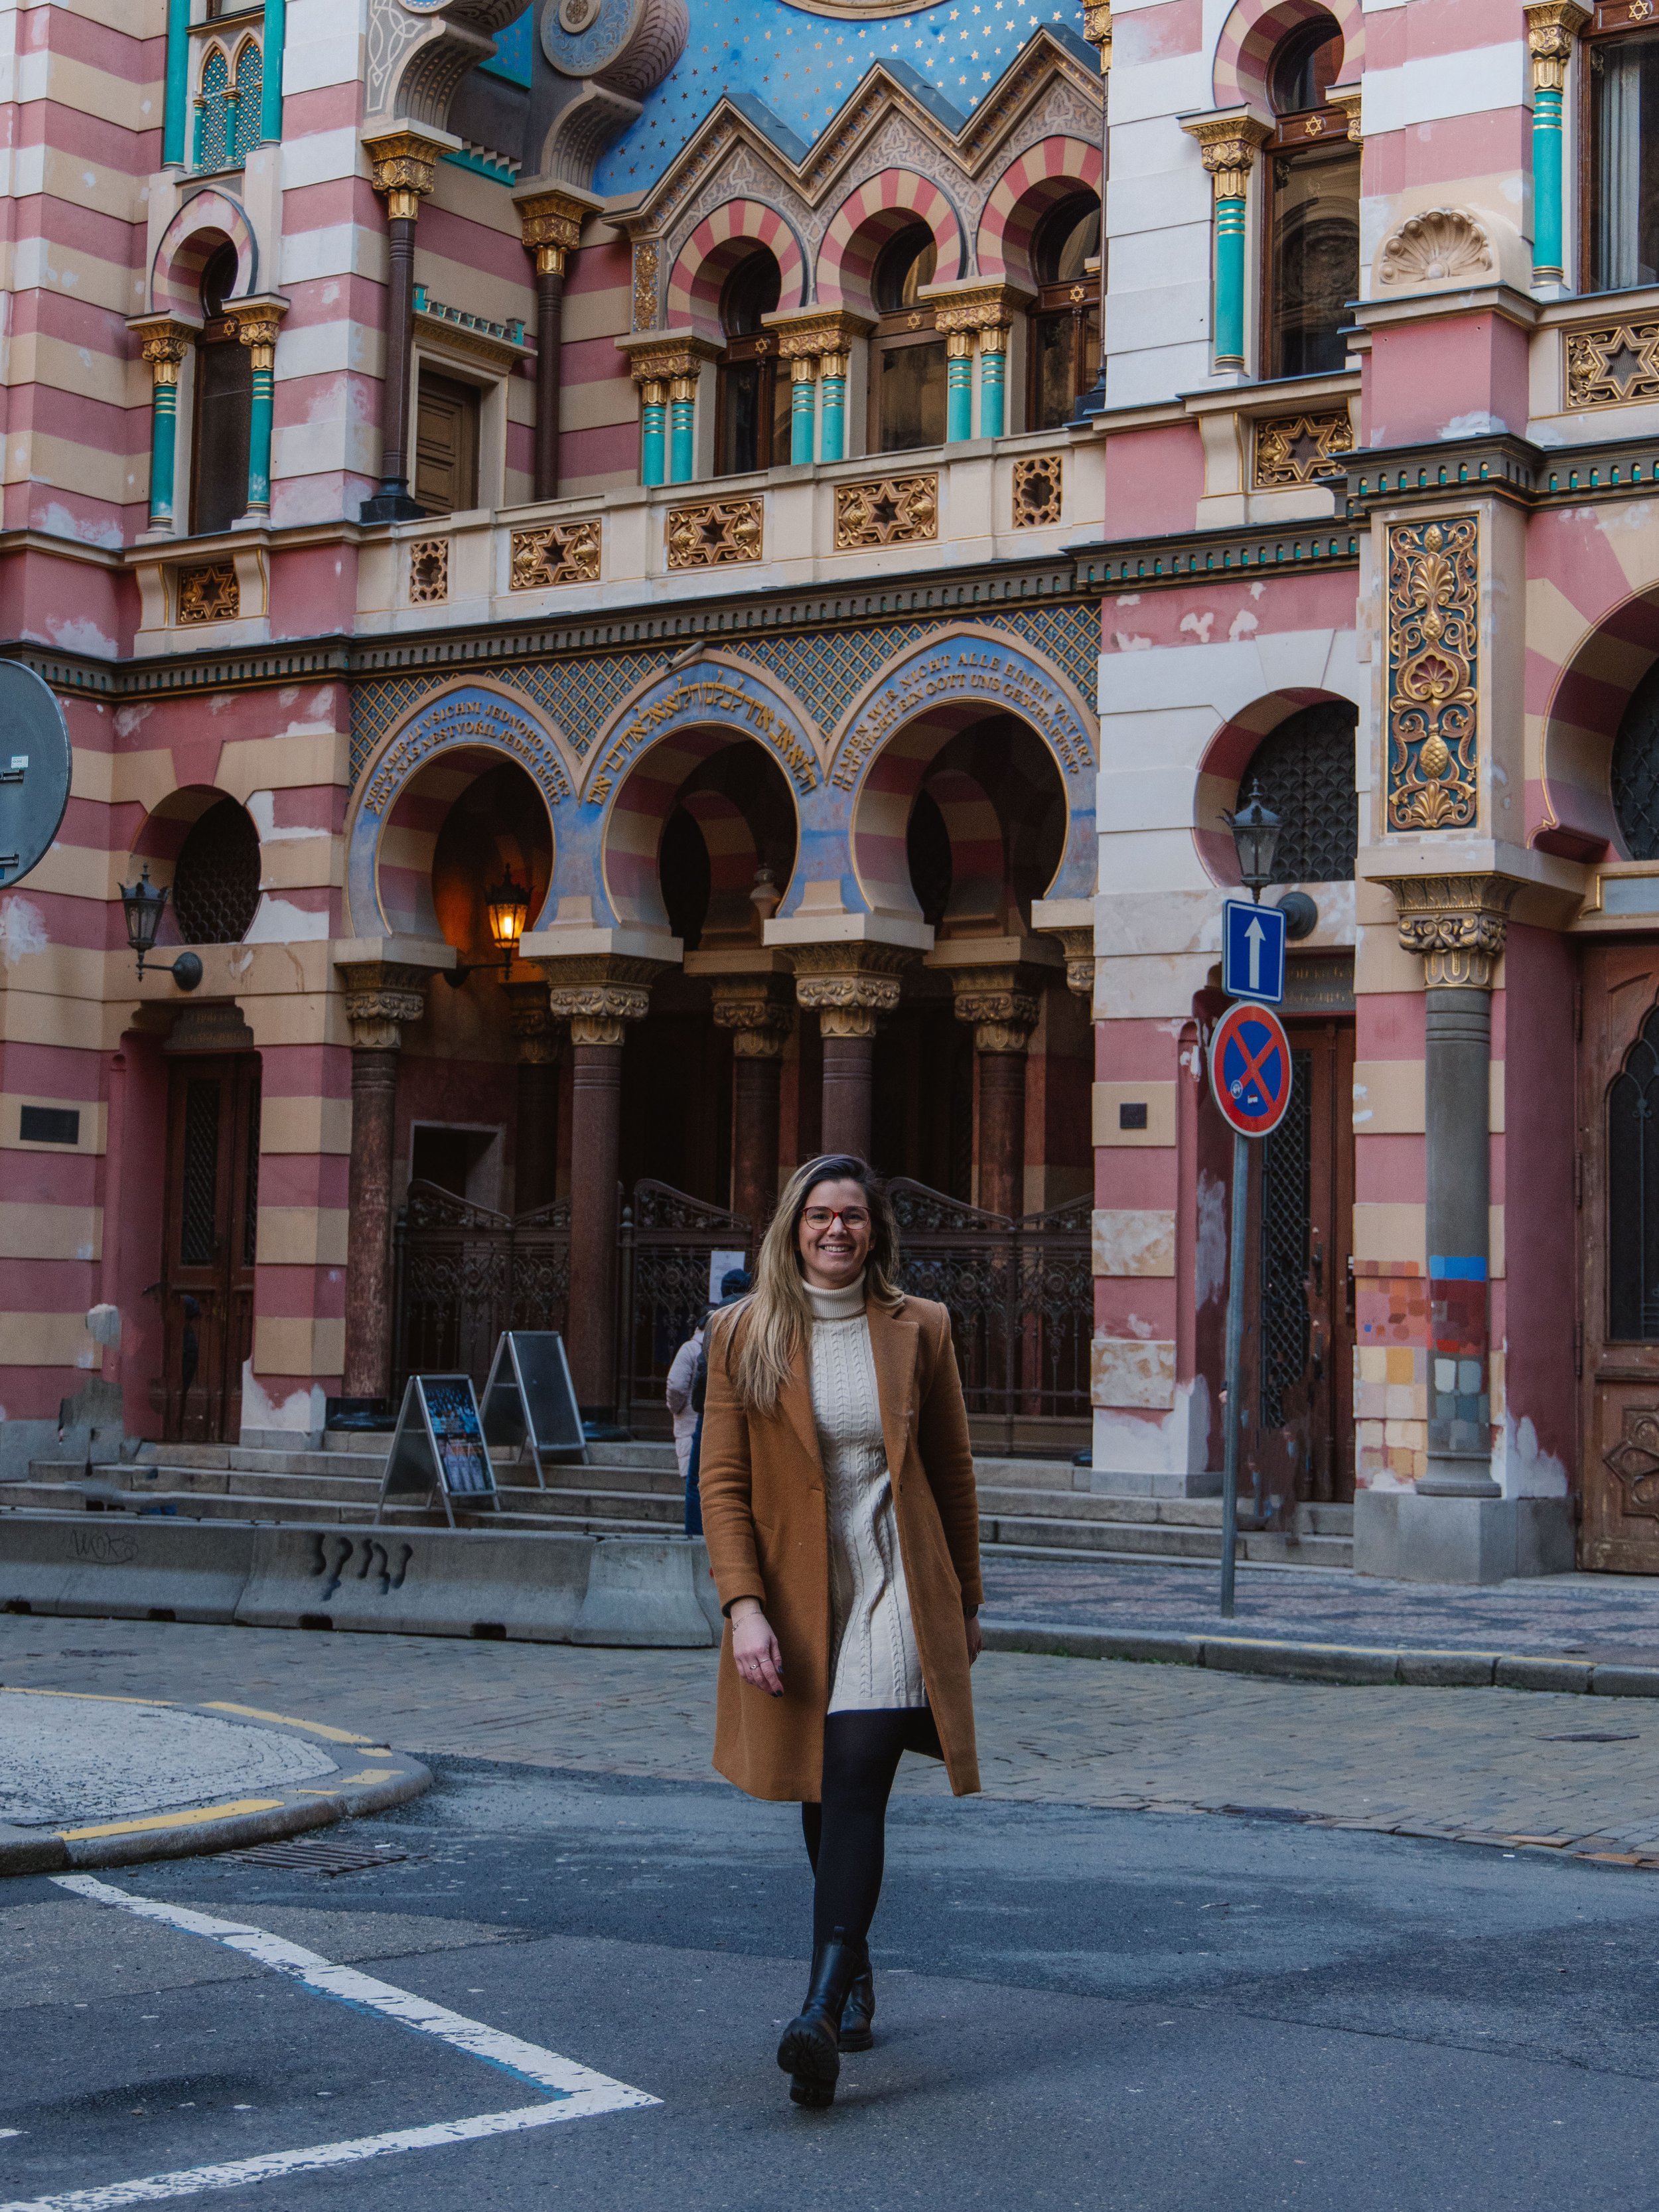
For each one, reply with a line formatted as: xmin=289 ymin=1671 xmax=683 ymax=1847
xmin=1603 ymin=1406 xmax=1659 ymax=1518
xmin=1603 ymin=340 xmax=1649 ymax=397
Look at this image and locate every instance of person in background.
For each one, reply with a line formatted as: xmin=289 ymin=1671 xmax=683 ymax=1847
xmin=666 ymin=1321 xmax=704 ymax=1483
xmin=684 ymin=1266 xmax=753 ymax=1538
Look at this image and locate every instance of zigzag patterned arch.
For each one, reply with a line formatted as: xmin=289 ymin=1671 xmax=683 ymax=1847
xmin=1212 ymin=0 xmax=1362 ymax=110
xmin=977 ymin=137 xmax=1102 ymax=283
xmin=149 ymin=188 xmax=257 ymax=315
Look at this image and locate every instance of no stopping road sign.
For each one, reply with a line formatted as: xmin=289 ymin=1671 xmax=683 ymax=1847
xmin=1209 ymin=1000 xmax=1293 ymax=1138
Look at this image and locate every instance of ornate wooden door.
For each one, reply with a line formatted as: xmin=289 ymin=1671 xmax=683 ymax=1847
xmin=1244 ymin=1018 xmax=1356 ymax=1508
xmin=158 ymin=1055 xmax=259 ymax=1443
xmin=1580 ymin=944 xmax=1659 ymax=1571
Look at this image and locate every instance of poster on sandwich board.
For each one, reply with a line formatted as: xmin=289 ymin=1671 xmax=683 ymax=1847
xmin=375 ymin=1372 xmax=496 ymax=1526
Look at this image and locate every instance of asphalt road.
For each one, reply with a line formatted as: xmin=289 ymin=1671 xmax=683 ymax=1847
xmin=6 ymin=1753 xmax=1659 ymax=2212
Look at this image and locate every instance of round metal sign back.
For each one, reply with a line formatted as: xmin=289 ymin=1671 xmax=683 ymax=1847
xmin=0 ymin=662 xmax=71 ymax=890
xmin=1209 ymin=1000 xmax=1294 ymax=1138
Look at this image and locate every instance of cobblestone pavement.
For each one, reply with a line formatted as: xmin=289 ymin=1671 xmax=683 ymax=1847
xmin=982 ymin=1554 xmax=1659 ymax=1664
xmin=7 ymin=1613 xmax=1659 ymax=1865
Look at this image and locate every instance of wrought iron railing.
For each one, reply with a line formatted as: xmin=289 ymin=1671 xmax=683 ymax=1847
xmin=392 ymin=1179 xmax=572 ymax=1394
xmin=616 ymin=1180 xmax=752 ymax=1434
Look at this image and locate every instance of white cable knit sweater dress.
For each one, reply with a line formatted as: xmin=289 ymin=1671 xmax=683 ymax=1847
xmin=805 ymin=1276 xmax=927 ymax=1713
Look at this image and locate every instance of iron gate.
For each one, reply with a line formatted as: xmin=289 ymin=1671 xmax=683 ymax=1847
xmin=616 ymin=1180 xmax=752 ymax=1432
xmin=393 ymin=1179 xmax=572 ymax=1392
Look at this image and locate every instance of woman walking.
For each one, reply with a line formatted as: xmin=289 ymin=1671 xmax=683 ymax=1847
xmin=698 ymin=1153 xmax=983 ymax=2108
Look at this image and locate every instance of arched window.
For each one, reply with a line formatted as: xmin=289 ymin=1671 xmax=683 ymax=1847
xmin=1238 ymin=699 xmax=1358 ymax=882
xmin=232 ymin=39 xmax=262 ymax=165
xmin=195 ymin=46 xmax=232 ymax=173
xmin=171 ymin=798 xmax=261 ymax=944
xmin=1609 ymin=1005 xmax=1659 ymax=1339
xmin=1263 ymin=12 xmax=1358 ymax=378
xmin=191 ymin=242 xmax=252 ymax=535
xmin=1590 ymin=25 xmax=1659 ymax=289
xmin=869 ymin=224 xmax=945 ymax=453
xmin=1027 ymin=191 xmax=1100 ymax=431
xmin=1611 ymin=660 xmax=1659 ymax=857
xmin=715 ymin=250 xmax=789 ymax=477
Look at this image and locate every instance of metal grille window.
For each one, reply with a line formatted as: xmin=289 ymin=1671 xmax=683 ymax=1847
xmin=195 ymin=46 xmax=230 ymax=171
xmin=1259 ymin=1049 xmax=1313 ymax=1426
xmin=1240 ymin=699 xmax=1358 ymax=882
xmin=172 ymin=798 xmax=261 ymax=945
xmin=232 ymin=39 xmax=261 ymax=164
xmin=180 ymin=1081 xmax=220 ymax=1266
xmin=1613 ymin=662 xmax=1659 ymax=859
xmin=1610 ymin=1009 xmax=1659 ymax=1339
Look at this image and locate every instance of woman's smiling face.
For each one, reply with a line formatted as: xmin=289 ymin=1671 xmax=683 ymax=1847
xmin=797 ymin=1177 xmax=873 ymax=1290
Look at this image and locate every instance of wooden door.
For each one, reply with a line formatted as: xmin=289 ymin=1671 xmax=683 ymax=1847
xmin=1579 ymin=942 xmax=1659 ymax=1571
xmin=414 ymin=370 xmax=480 ymax=515
xmin=1244 ymin=1018 xmax=1356 ymax=1508
xmin=158 ymin=1055 xmax=260 ymax=1444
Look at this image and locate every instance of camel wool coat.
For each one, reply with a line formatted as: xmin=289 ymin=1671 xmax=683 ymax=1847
xmin=698 ymin=1291 xmax=983 ymax=1803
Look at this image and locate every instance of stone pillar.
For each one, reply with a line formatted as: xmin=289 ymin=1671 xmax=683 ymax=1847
xmin=234 ymin=299 xmax=287 ymax=521
xmin=926 ymin=287 xmax=1028 ymax=439
xmin=506 ymin=981 xmax=560 ymax=1215
xmin=952 ymin=970 xmax=1041 ymax=1219
xmin=791 ymin=947 xmax=909 ymax=1164
xmin=1181 ymin=113 xmax=1271 ymax=372
xmin=132 ymin=318 xmax=198 ymax=535
xmin=361 ymin=130 xmax=445 ymax=523
xmin=711 ymin=978 xmax=794 ymax=1233
xmin=540 ymin=958 xmax=661 ymax=1416
xmin=1526 ymin=3 xmax=1589 ymax=287
xmin=338 ymin=964 xmax=430 ymax=1400
xmin=945 ymin=328 xmax=975 ymax=443
xmin=516 ymin=189 xmax=591 ymax=501
xmin=163 ymin=0 xmax=190 ymax=167
xmin=789 ymin=354 xmax=818 ymax=465
xmin=764 ymin=311 xmax=874 ymax=468
xmin=620 ymin=337 xmax=719 ymax=489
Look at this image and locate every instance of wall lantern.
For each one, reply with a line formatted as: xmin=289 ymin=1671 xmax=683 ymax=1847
xmin=119 ymin=864 xmax=202 ymax=990
xmin=1222 ymin=780 xmax=1281 ymax=902
xmin=484 ymin=870 xmax=530 ymax=974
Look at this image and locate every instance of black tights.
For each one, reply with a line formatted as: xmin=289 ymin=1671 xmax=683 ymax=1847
xmin=800 ymin=1708 xmax=939 ymax=1953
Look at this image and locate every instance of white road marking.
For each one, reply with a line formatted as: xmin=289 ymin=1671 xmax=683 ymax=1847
xmin=52 ymin=1875 xmax=656 ymax=2105
xmin=0 ymin=2099 xmax=629 ymax=2212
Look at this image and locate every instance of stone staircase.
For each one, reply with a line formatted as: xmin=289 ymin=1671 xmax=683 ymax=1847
xmin=3 ymin=1438 xmax=1353 ymax=1570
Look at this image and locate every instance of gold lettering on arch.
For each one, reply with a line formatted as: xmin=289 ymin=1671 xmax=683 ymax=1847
xmin=586 ymin=676 xmax=820 ymax=804
xmin=364 ymin=694 xmax=574 ymax=816
xmin=831 ymin=645 xmax=1092 ymax=790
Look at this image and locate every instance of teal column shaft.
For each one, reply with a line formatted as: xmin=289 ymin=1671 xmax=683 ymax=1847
xmin=641 ymin=400 xmax=666 ymax=488
xmin=979 ymin=341 xmax=1006 ymax=440
xmin=1214 ymin=193 xmax=1247 ymax=368
xmin=1532 ymin=84 xmax=1565 ymax=282
xmin=820 ymin=374 xmax=846 ymax=463
xmin=946 ymin=344 xmax=973 ymax=442
xmin=790 ymin=368 xmax=816 ymax=464
xmin=668 ymin=392 xmax=695 ymax=482
xmin=261 ymin=0 xmax=287 ymax=142
xmin=163 ymin=0 xmax=190 ymax=167
xmin=247 ymin=366 xmax=274 ymax=514
xmin=149 ymin=383 xmax=178 ymax=529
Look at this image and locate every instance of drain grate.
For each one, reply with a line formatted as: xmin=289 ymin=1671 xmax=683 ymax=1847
xmin=226 ymin=1838 xmax=409 ymax=1876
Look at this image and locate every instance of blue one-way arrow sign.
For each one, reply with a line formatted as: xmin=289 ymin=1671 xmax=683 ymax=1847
xmin=1222 ymin=897 xmax=1287 ymax=1005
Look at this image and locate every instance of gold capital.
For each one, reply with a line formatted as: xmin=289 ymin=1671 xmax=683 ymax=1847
xmin=1525 ymin=1 xmax=1590 ymax=92
xmin=364 ymin=130 xmax=446 ymax=218
xmin=1378 ymin=875 xmax=1520 ymax=992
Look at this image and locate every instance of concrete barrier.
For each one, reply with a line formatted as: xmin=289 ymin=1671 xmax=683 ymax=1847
xmin=0 ymin=1516 xmax=252 ymax=1623
xmin=573 ymin=1538 xmax=720 ymax=1648
xmin=236 ymin=1523 xmax=595 ymax=1641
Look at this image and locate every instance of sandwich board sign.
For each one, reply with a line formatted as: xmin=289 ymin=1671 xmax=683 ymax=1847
xmin=480 ymin=1331 xmax=585 ymax=1487
xmin=375 ymin=1373 xmax=496 ymax=1526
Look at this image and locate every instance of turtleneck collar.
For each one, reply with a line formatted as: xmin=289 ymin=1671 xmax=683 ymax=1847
xmin=804 ymin=1272 xmax=867 ymax=1321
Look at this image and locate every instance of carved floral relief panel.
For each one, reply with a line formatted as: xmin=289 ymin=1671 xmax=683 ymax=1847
xmin=1385 ymin=515 xmax=1480 ymax=834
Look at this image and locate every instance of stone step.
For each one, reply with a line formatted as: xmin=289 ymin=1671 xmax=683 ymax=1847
xmin=981 ymin=1512 xmax=1353 ymax=1566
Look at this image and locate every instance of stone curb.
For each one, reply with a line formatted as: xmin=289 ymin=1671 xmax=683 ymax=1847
xmin=0 ymin=1692 xmax=430 ymax=1877
xmin=980 ymin=1621 xmax=1659 ymax=1696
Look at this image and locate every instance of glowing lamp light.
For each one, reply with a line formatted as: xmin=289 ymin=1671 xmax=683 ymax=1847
xmin=485 ymin=871 xmax=530 ymax=972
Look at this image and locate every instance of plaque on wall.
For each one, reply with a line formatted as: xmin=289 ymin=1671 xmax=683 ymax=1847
xmin=375 ymin=1372 xmax=497 ymax=1527
xmin=1281 ymin=953 xmax=1356 ymax=1015
xmin=480 ymin=1331 xmax=586 ymax=1487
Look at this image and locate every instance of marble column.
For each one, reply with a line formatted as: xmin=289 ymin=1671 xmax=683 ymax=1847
xmin=540 ymin=958 xmax=661 ymax=1415
xmin=791 ymin=946 xmax=910 ymax=1164
xmin=338 ymin=964 xmax=430 ymax=1400
xmin=131 ymin=318 xmax=198 ymax=534
xmin=515 ymin=189 xmax=591 ymax=501
xmin=234 ymin=298 xmax=287 ymax=521
xmin=951 ymin=969 xmax=1041 ymax=1220
xmin=1526 ymin=3 xmax=1589 ymax=287
xmin=361 ymin=130 xmax=445 ymax=523
xmin=711 ymin=978 xmax=794 ymax=1234
xmin=1181 ymin=113 xmax=1271 ymax=372
xmin=506 ymin=981 xmax=560 ymax=1216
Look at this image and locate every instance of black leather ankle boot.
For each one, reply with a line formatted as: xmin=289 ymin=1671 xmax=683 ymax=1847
xmin=777 ymin=1928 xmax=861 ymax=2106
xmin=838 ymin=1943 xmax=875 ymax=2052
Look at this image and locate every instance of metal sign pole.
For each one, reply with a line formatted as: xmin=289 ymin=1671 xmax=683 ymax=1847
xmin=1219 ymin=1126 xmax=1251 ymax=1619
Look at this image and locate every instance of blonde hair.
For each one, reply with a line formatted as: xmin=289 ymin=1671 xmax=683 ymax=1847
xmin=721 ymin=1153 xmax=904 ymax=1416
